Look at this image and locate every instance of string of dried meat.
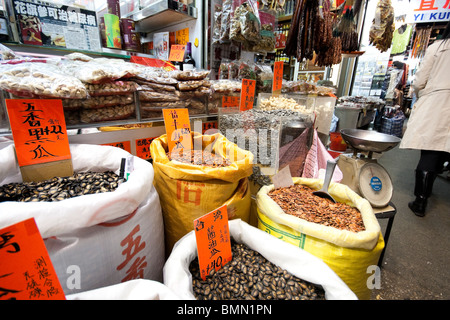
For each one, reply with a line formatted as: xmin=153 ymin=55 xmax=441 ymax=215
xmin=286 ymin=0 xmax=342 ymax=67
xmin=314 ymin=0 xmax=342 ymax=67
xmin=334 ymin=8 xmax=359 ymax=52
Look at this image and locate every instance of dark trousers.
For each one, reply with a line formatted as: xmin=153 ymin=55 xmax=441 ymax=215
xmin=416 ymin=150 xmax=450 ymax=173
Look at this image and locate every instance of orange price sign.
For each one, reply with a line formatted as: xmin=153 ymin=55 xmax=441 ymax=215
xmin=168 ymin=44 xmax=186 ymax=62
xmin=176 ymin=28 xmax=189 ymax=45
xmin=135 ymin=137 xmax=157 ymax=160
xmin=163 ymin=108 xmax=192 ymax=153
xmin=240 ymin=79 xmax=256 ymax=111
xmin=221 ymin=96 xmax=240 ymax=108
xmin=0 ymin=218 xmax=65 ymax=300
xmin=5 ymin=99 xmax=71 ymax=167
xmin=193 ymin=205 xmax=232 ymax=280
xmin=272 ymin=61 xmax=284 ymax=95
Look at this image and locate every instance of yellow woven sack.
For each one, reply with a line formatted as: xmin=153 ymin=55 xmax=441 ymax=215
xmin=150 ymin=132 xmax=254 ymax=253
xmin=256 ymin=177 xmax=384 ymax=300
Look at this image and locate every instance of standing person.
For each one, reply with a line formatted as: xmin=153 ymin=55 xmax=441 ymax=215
xmin=399 ymin=20 xmax=450 ymax=217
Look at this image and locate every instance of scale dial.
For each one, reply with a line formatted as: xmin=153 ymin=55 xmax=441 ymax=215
xmin=358 ymin=162 xmax=393 ymax=208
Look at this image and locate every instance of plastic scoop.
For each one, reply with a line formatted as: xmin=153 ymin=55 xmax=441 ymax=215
xmin=313 ymin=160 xmax=337 ymax=203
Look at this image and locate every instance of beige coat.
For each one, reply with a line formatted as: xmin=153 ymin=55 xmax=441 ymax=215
xmin=400 ymin=40 xmax=450 ymax=153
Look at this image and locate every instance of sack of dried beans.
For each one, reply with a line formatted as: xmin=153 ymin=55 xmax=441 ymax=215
xmin=256 ymin=177 xmax=384 ymax=299
xmin=150 ymin=132 xmax=254 ymax=255
xmin=163 ymin=219 xmax=357 ymax=300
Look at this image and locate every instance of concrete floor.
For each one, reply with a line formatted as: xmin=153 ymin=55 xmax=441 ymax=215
xmin=368 ymin=144 xmax=450 ymax=300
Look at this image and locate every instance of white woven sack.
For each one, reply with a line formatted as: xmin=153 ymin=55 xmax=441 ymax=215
xmin=67 ymin=279 xmax=180 ymax=300
xmin=163 ymin=219 xmax=357 ymax=300
xmin=0 ymin=144 xmax=165 ymax=295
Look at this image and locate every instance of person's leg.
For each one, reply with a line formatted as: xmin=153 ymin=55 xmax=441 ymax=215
xmin=409 ymin=150 xmax=447 ymax=216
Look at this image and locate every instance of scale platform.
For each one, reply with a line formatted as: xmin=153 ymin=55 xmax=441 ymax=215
xmin=338 ymin=129 xmax=401 ymax=208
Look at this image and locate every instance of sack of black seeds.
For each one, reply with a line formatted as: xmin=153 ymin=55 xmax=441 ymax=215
xmin=163 ymin=219 xmax=357 ymax=300
xmin=0 ymin=144 xmax=165 ymax=295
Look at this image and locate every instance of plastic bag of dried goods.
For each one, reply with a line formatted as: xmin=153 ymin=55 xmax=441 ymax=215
xmin=67 ymin=279 xmax=179 ymax=300
xmin=163 ymin=219 xmax=358 ymax=300
xmin=0 ymin=144 xmax=165 ymax=295
xmin=256 ymin=177 xmax=384 ymax=299
xmin=150 ymin=132 xmax=253 ymax=254
xmin=0 ymin=62 xmax=88 ymax=99
xmin=59 ymin=58 xmax=140 ymax=84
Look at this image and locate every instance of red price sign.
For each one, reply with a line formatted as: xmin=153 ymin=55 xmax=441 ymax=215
xmin=194 ymin=205 xmax=232 ymax=280
xmin=6 ymin=99 xmax=71 ymax=167
xmin=222 ymin=96 xmax=240 ymax=108
xmin=168 ymin=44 xmax=186 ymax=62
xmin=272 ymin=61 xmax=283 ymax=95
xmin=136 ymin=137 xmax=157 ymax=160
xmin=240 ymin=79 xmax=256 ymax=112
xmin=0 ymin=218 xmax=65 ymax=300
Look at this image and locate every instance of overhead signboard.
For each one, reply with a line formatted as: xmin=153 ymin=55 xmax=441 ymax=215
xmin=407 ymin=0 xmax=450 ymax=23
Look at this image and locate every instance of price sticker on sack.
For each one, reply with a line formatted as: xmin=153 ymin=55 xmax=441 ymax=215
xmin=272 ymin=61 xmax=284 ymax=95
xmin=194 ymin=204 xmax=232 ymax=280
xmin=168 ymin=44 xmax=186 ymax=62
xmin=0 ymin=218 xmax=66 ymax=300
xmin=240 ymin=79 xmax=256 ymax=111
xmin=163 ymin=108 xmax=192 ymax=154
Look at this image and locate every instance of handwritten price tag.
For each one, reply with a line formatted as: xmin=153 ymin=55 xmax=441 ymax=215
xmin=6 ymin=99 xmax=71 ymax=167
xmin=168 ymin=44 xmax=186 ymax=62
xmin=163 ymin=108 xmax=192 ymax=153
xmin=222 ymin=96 xmax=240 ymax=108
xmin=272 ymin=61 xmax=283 ymax=95
xmin=0 ymin=218 xmax=65 ymax=300
xmin=194 ymin=205 xmax=232 ymax=280
xmin=240 ymin=79 xmax=256 ymax=112
xmin=135 ymin=137 xmax=157 ymax=160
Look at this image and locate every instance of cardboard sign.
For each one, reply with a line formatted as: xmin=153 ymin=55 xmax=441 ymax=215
xmin=193 ymin=205 xmax=232 ymax=280
xmin=0 ymin=218 xmax=65 ymax=300
xmin=168 ymin=44 xmax=186 ymax=62
xmin=240 ymin=79 xmax=256 ymax=112
xmin=222 ymin=96 xmax=240 ymax=108
xmin=163 ymin=108 xmax=192 ymax=153
xmin=135 ymin=137 xmax=157 ymax=159
xmin=272 ymin=61 xmax=284 ymax=95
xmin=6 ymin=99 xmax=71 ymax=167
xmin=272 ymin=165 xmax=294 ymax=189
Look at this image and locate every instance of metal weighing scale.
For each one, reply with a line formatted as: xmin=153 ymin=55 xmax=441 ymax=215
xmin=337 ymin=129 xmax=401 ymax=208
